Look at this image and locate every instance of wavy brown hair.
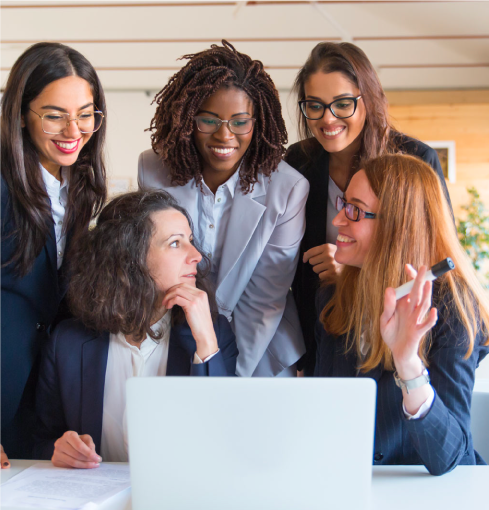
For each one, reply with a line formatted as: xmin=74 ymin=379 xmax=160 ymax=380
xmin=149 ymin=40 xmax=287 ymax=193
xmin=321 ymin=154 xmax=489 ymax=372
xmin=68 ymin=190 xmax=215 ymax=342
xmin=293 ymin=42 xmax=398 ymax=171
xmin=1 ymin=42 xmax=107 ymax=276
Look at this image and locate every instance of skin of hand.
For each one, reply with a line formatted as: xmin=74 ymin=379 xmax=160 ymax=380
xmin=162 ymin=283 xmax=219 ymax=361
xmin=380 ymin=265 xmax=438 ymax=415
xmin=52 ymin=431 xmax=102 ymax=469
xmin=303 ymin=243 xmax=341 ymax=281
xmin=1 ymin=444 xmax=10 ymax=469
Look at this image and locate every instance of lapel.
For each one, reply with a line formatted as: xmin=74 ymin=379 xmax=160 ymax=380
xmin=44 ymin=217 xmax=59 ymax=284
xmin=81 ymin=331 xmax=109 ymax=453
xmin=339 ymin=341 xmax=383 ymax=382
xmin=166 ymin=322 xmax=195 ymax=376
xmin=58 ymin=228 xmax=73 ymax=298
xmin=167 ymin=179 xmax=200 ymax=230
xmin=216 ymin=174 xmax=267 ymax=289
xmin=305 ymin=149 xmax=330 ymax=250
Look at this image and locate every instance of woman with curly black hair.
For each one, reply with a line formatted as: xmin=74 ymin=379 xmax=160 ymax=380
xmin=34 ymin=190 xmax=238 ymax=466
xmin=139 ymin=41 xmax=309 ymax=377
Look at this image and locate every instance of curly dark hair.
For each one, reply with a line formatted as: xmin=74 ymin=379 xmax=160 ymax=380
xmin=68 ymin=190 xmax=214 ymax=342
xmin=149 ymin=40 xmax=287 ymax=193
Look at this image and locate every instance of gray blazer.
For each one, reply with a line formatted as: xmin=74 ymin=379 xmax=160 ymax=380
xmin=138 ymin=149 xmax=309 ymax=376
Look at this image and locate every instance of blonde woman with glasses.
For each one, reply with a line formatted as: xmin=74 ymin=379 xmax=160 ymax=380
xmin=315 ymin=154 xmax=489 ymax=475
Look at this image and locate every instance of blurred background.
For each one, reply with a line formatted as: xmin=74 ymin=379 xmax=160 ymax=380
xmin=2 ymin=0 xmax=489 ymax=375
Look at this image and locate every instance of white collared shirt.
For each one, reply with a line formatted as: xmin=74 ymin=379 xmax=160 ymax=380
xmin=100 ymin=312 xmax=172 ymax=462
xmin=100 ymin=312 xmax=219 ymax=462
xmin=196 ymin=169 xmax=240 ymax=284
xmin=40 ymin=164 xmax=68 ymax=269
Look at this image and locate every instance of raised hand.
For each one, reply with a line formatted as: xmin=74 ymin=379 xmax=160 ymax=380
xmin=162 ymin=283 xmax=218 ymax=361
xmin=380 ymin=265 xmax=438 ymax=380
xmin=52 ymin=431 xmax=102 ymax=469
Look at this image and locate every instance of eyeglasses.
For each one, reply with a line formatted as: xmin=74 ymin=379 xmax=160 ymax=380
xmin=29 ymin=108 xmax=104 ymax=134
xmin=299 ymin=96 xmax=362 ymax=120
xmin=336 ymin=196 xmax=376 ymax=222
xmin=194 ymin=116 xmax=256 ymax=135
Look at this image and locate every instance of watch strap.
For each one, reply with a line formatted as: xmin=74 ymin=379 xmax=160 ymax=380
xmin=394 ymin=367 xmax=430 ymax=394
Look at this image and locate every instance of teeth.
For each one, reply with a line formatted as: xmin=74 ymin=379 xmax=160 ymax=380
xmin=211 ymin=147 xmax=235 ymax=155
xmin=54 ymin=140 xmax=77 ymax=149
xmin=337 ymin=234 xmax=354 ymax=243
xmin=323 ymin=127 xmax=344 ymax=136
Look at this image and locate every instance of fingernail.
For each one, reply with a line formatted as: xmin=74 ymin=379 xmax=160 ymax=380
xmin=97 ymin=456 xmax=102 ymax=462
xmin=3 ymin=462 xmax=10 ymax=467
xmin=406 ymin=264 xmax=414 ymax=271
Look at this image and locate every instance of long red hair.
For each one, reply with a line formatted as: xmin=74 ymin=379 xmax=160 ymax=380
xmin=321 ymin=154 xmax=489 ymax=372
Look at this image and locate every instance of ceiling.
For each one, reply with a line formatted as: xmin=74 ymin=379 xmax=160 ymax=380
xmin=1 ymin=0 xmax=489 ymax=92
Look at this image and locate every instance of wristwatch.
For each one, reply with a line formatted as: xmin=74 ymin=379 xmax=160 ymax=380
xmin=393 ymin=365 xmax=430 ymax=394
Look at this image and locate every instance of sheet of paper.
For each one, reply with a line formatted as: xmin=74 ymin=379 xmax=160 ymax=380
xmin=0 ymin=462 xmax=131 ymax=509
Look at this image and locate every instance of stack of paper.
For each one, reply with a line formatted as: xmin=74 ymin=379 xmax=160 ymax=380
xmin=1 ymin=462 xmax=131 ymax=509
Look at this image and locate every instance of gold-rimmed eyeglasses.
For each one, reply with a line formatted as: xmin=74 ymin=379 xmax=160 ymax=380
xmin=29 ymin=108 xmax=104 ymax=135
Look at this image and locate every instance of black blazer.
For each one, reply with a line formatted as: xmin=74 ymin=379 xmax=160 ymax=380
xmin=33 ymin=315 xmax=238 ymax=460
xmin=1 ymin=177 xmax=71 ymax=458
xmin=315 ymin=285 xmax=488 ymax=476
xmin=284 ymin=134 xmax=452 ymax=374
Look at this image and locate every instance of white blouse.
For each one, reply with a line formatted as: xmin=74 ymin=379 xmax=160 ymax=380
xmin=100 ymin=312 xmax=218 ymax=461
xmin=100 ymin=312 xmax=172 ymax=462
xmin=40 ymin=164 xmax=68 ymax=269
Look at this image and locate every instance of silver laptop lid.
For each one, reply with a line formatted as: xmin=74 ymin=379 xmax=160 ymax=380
xmin=127 ymin=377 xmax=376 ymax=510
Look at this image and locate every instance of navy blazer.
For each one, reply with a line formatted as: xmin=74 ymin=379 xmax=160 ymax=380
xmin=285 ymin=133 xmax=453 ymax=375
xmin=1 ymin=177 xmax=71 ymax=458
xmin=33 ymin=315 xmax=238 ymax=460
xmin=315 ymin=285 xmax=489 ymax=476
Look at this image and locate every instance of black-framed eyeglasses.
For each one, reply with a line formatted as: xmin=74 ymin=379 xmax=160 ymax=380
xmin=299 ymin=96 xmax=362 ymax=120
xmin=194 ymin=116 xmax=256 ymax=135
xmin=29 ymin=108 xmax=104 ymax=134
xmin=336 ymin=196 xmax=376 ymax=222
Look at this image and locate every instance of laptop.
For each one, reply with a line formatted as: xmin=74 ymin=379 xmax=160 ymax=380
xmin=126 ymin=377 xmax=376 ymax=510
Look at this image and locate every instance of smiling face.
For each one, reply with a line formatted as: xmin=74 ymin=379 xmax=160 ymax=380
xmin=193 ymin=86 xmax=254 ymax=184
xmin=304 ymin=71 xmax=366 ymax=155
xmin=23 ymin=75 xmax=95 ymax=178
xmin=146 ymin=209 xmax=202 ymax=298
xmin=332 ymin=170 xmax=379 ymax=268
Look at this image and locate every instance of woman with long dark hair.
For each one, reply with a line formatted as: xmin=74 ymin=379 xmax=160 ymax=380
xmin=315 ymin=154 xmax=488 ymax=475
xmin=139 ymin=41 xmax=309 ymax=378
xmin=34 ymin=190 xmax=237 ymax=467
xmin=1 ymin=42 xmax=107 ymax=461
xmin=285 ymin=42 xmax=452 ymax=374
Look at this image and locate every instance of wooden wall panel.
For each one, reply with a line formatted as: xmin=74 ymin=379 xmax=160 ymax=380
xmin=388 ymin=101 xmax=489 ymax=219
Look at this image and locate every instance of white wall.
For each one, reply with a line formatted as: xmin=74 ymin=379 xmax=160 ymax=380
xmin=103 ymin=89 xmax=299 ymax=192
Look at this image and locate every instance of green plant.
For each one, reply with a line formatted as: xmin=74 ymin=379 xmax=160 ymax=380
xmin=457 ymin=187 xmax=489 ymax=283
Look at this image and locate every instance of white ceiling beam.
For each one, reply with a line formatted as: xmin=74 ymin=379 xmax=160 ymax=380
xmin=311 ymin=1 xmax=353 ymax=43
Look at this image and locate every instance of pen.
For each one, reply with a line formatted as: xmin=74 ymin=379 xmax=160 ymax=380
xmin=394 ymin=258 xmax=455 ymax=300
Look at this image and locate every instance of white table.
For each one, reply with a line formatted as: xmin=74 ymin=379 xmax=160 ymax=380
xmin=2 ymin=460 xmax=488 ymax=510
